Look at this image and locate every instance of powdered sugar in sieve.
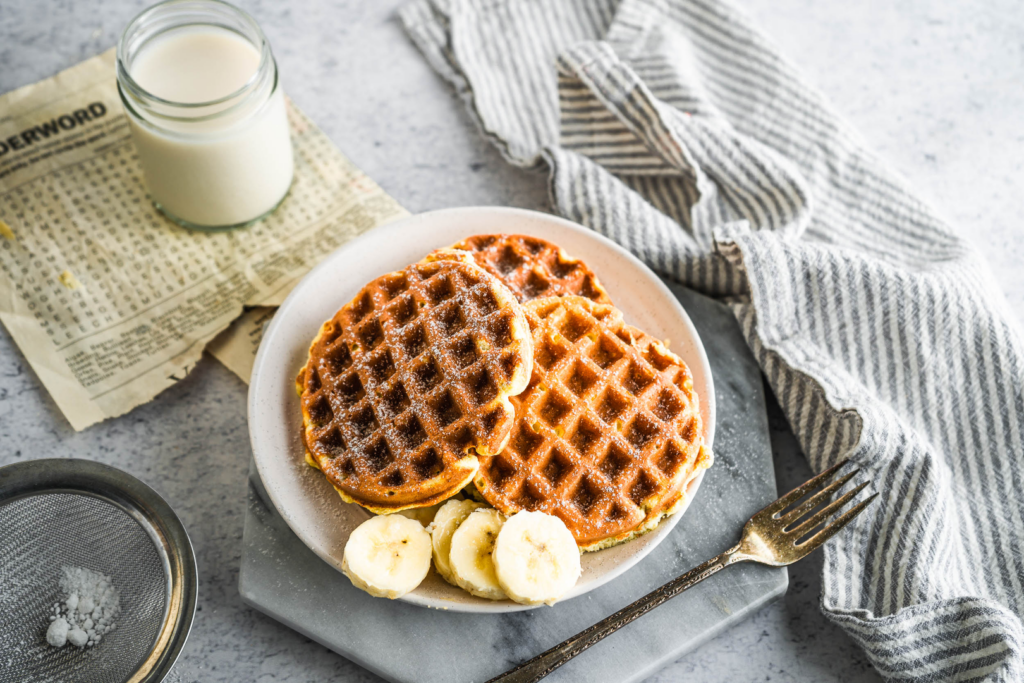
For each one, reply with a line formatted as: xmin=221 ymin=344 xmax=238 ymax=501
xmin=0 ymin=459 xmax=196 ymax=683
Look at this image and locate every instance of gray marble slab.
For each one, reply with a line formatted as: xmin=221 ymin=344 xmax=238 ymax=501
xmin=239 ymin=286 xmax=787 ymax=683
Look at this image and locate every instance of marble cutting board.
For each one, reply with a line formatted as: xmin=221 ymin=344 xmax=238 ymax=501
xmin=239 ymin=284 xmax=787 ymax=683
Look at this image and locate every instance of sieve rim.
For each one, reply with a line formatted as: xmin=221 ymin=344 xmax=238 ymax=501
xmin=0 ymin=458 xmax=198 ymax=683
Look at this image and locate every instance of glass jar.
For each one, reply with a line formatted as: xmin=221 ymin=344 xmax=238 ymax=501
xmin=116 ymin=0 xmax=294 ymax=232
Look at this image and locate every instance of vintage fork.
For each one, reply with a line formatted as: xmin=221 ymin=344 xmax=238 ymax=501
xmin=488 ymin=459 xmax=877 ymax=683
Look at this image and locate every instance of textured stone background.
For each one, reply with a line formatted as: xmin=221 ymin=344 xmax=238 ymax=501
xmin=2 ymin=0 xmax=1021 ymax=680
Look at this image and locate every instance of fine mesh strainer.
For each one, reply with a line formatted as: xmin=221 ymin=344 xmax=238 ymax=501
xmin=0 ymin=459 xmax=197 ymax=683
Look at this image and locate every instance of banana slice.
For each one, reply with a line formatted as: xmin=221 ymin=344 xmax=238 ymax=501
xmin=448 ymin=508 xmax=507 ymax=600
xmin=395 ymin=500 xmax=446 ymax=527
xmin=493 ymin=511 xmax=581 ymax=606
xmin=342 ymin=515 xmax=432 ymax=599
xmin=430 ymin=499 xmax=484 ymax=585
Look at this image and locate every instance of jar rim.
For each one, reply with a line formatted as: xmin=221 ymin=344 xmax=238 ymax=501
xmin=116 ymin=0 xmax=274 ymax=117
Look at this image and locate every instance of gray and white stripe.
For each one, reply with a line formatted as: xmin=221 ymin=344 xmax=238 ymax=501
xmin=401 ymin=0 xmax=1024 ymax=679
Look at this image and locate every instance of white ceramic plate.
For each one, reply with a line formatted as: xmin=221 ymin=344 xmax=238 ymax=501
xmin=248 ymin=207 xmax=716 ymax=613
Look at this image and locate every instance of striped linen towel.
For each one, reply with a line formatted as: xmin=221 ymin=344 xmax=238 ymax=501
xmin=400 ymin=0 xmax=1024 ymax=680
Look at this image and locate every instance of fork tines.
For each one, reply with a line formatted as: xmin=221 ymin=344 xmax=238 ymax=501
xmin=766 ymin=458 xmax=877 ymax=550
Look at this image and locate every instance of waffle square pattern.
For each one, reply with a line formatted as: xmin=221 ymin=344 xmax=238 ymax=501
xmin=475 ymin=296 xmax=712 ymax=551
xmin=428 ymin=234 xmax=613 ymax=305
xmin=298 ymin=260 xmax=533 ymax=514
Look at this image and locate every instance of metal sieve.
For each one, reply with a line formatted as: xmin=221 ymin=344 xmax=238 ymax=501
xmin=0 ymin=458 xmax=197 ymax=683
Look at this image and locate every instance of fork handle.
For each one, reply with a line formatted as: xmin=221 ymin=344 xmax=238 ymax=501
xmin=486 ymin=544 xmax=744 ymax=683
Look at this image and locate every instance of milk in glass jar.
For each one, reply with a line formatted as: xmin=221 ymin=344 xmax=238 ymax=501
xmin=117 ymin=0 xmax=294 ymax=231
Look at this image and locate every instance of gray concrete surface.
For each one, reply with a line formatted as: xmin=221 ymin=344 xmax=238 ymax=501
xmin=2 ymin=0 xmax=1022 ymax=680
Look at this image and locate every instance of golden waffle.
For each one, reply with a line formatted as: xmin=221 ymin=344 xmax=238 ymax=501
xmin=298 ymin=260 xmax=534 ymax=515
xmin=427 ymin=234 xmax=613 ymax=305
xmin=474 ymin=296 xmax=711 ymax=551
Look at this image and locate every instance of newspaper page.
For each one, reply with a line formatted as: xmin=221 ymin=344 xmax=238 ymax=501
xmin=205 ymin=306 xmax=277 ymax=384
xmin=0 ymin=49 xmax=407 ymax=430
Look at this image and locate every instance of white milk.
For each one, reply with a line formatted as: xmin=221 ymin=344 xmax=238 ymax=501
xmin=125 ymin=27 xmax=293 ymax=228
xmin=131 ymin=29 xmax=262 ymax=104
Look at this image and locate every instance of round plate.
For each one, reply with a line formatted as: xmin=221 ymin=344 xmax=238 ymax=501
xmin=248 ymin=207 xmax=716 ymax=613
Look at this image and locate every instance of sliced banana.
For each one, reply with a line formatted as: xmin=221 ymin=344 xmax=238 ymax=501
xmin=394 ymin=500 xmax=446 ymax=527
xmin=430 ymin=499 xmax=485 ymax=585
xmin=448 ymin=508 xmax=507 ymax=600
xmin=493 ymin=511 xmax=581 ymax=606
xmin=342 ymin=515 xmax=432 ymax=599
